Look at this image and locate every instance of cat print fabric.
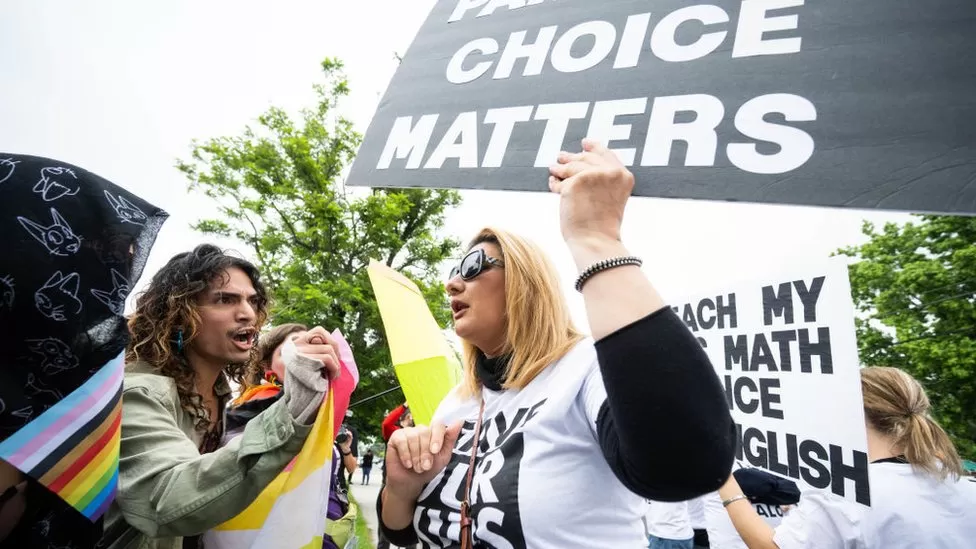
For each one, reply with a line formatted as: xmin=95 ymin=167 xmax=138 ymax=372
xmin=18 ymin=208 xmax=83 ymax=256
xmin=26 ymin=338 xmax=80 ymax=376
xmin=103 ymin=191 xmax=148 ymax=225
xmin=34 ymin=272 xmax=83 ymax=321
xmin=0 ymin=275 xmax=14 ymax=311
xmin=90 ymin=269 xmax=130 ymax=315
xmin=0 ymin=157 xmax=18 ymax=185
xmin=33 ymin=167 xmax=81 ymax=202
xmin=0 ymin=153 xmax=168 ymax=548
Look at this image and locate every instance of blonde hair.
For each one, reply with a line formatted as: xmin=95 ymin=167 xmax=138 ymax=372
xmin=459 ymin=227 xmax=584 ymax=397
xmin=861 ymin=367 xmax=963 ymax=480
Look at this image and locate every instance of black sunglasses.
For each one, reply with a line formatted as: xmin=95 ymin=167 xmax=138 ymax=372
xmin=449 ymin=249 xmax=504 ymax=281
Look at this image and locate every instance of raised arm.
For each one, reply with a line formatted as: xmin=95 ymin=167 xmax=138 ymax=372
xmin=550 ymin=139 xmax=735 ymax=500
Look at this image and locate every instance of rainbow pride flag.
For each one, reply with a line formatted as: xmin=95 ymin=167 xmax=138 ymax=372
xmin=0 ymin=353 xmax=123 ymax=520
xmin=203 ymin=390 xmax=337 ymax=549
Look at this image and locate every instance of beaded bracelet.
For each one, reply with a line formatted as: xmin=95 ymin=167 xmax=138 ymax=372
xmin=574 ymin=256 xmax=643 ymax=292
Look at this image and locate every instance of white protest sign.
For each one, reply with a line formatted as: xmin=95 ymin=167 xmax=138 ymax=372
xmin=672 ymin=259 xmax=870 ymax=505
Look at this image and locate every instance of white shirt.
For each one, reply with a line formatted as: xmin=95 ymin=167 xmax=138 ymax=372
xmin=773 ymin=462 xmax=976 ymax=549
xmin=413 ymin=340 xmax=648 ymax=549
xmin=702 ymin=462 xmax=788 ymax=549
xmin=703 ymin=491 xmax=786 ymax=549
xmin=687 ymin=496 xmax=707 ymax=530
xmin=645 ymin=501 xmax=693 ymax=540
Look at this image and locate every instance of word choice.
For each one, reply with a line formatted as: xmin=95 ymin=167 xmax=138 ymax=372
xmin=447 ymin=2 xmax=805 ymax=82
xmin=377 ymin=94 xmax=816 ymax=175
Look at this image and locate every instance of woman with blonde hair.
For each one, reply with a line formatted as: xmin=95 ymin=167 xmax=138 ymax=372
xmin=377 ymin=140 xmax=736 ymax=548
xmin=718 ymin=366 xmax=976 ymax=549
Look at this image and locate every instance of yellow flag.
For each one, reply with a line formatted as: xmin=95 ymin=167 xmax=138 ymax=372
xmin=367 ymin=260 xmax=462 ymax=425
xmin=204 ymin=392 xmax=336 ymax=549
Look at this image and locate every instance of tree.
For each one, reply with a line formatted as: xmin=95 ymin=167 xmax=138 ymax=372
xmin=176 ymin=58 xmax=462 ymax=438
xmin=837 ymin=215 xmax=976 ymax=459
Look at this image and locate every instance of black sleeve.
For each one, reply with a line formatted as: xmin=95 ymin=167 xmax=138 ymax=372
xmin=375 ymin=487 xmax=421 ymax=547
xmin=595 ymin=307 xmax=735 ymax=501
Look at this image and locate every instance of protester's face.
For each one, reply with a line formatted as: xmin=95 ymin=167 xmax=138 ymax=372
xmin=446 ymin=242 xmax=507 ymax=355
xmin=187 ymin=267 xmax=260 ymax=370
xmin=401 ymin=412 xmax=414 ymax=428
xmin=269 ymin=331 xmax=305 ymax=381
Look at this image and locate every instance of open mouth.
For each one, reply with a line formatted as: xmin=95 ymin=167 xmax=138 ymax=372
xmin=231 ymin=327 xmax=257 ymax=349
xmin=451 ymin=300 xmax=469 ymax=318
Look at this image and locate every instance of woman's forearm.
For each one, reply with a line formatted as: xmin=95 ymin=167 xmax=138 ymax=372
xmin=567 ymin=236 xmax=666 ymax=340
xmin=719 ymin=477 xmax=780 ymax=549
xmin=380 ymin=486 xmax=417 ymax=531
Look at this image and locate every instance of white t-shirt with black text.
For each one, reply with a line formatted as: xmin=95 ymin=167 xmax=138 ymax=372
xmin=773 ymin=461 xmax=976 ymax=549
xmin=412 ymin=340 xmax=648 ymax=549
xmin=703 ymin=490 xmax=786 ymax=549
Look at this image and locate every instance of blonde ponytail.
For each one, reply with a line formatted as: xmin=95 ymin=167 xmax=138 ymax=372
xmin=861 ymin=367 xmax=963 ymax=481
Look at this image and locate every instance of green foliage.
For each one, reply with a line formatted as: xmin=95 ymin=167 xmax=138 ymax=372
xmin=837 ymin=215 xmax=976 ymax=459
xmin=177 ymin=58 xmax=462 ymax=438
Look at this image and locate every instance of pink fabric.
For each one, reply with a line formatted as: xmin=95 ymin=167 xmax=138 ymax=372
xmin=329 ymin=330 xmax=359 ymax=437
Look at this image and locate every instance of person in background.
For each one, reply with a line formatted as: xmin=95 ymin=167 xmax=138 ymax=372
xmin=228 ymin=323 xmax=358 ymax=549
xmin=340 ymin=422 xmax=360 ymax=486
xmin=336 ymin=429 xmax=358 ymax=487
xmin=719 ymin=367 xmax=976 ymax=549
xmin=0 ymin=153 xmax=167 ymax=548
xmin=705 ymin=467 xmax=799 ymax=549
xmin=378 ymin=140 xmax=734 ymax=548
xmin=101 ymin=247 xmax=338 ymax=549
xmin=382 ymin=403 xmax=413 ymax=443
xmin=327 ymin=431 xmax=358 ymax=549
xmin=645 ymin=501 xmax=694 ymax=549
xmin=361 ymin=450 xmax=375 ymax=485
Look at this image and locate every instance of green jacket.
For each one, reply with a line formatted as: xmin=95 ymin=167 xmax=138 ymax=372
xmin=101 ymin=362 xmax=311 ymax=549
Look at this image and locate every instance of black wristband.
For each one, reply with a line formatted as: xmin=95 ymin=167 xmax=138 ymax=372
xmin=575 ymin=256 xmax=643 ymax=292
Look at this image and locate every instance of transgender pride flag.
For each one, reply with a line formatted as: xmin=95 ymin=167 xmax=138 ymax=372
xmin=204 ymin=329 xmax=360 ymax=549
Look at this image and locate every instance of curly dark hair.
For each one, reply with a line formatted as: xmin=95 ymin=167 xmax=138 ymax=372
xmin=126 ymin=244 xmax=270 ymax=432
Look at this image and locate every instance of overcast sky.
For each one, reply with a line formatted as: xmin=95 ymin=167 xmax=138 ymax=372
xmin=0 ymin=0 xmax=912 ymax=332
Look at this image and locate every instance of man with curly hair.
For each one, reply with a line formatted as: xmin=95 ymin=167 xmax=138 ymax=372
xmin=100 ymin=244 xmax=340 ymax=549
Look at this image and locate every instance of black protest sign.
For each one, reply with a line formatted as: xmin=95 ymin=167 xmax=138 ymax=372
xmin=347 ymin=0 xmax=976 ymax=215
xmin=673 ymin=261 xmax=871 ymax=505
